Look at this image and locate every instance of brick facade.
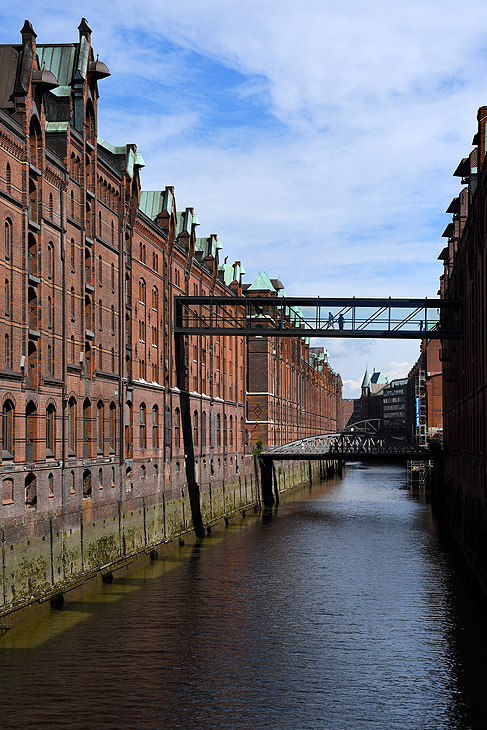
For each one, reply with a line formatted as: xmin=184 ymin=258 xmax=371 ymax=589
xmin=0 ymin=20 xmax=342 ymax=617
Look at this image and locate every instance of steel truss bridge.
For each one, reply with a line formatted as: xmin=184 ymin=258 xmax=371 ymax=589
xmin=261 ymin=420 xmax=436 ymax=462
xmin=175 ymin=296 xmax=463 ymax=339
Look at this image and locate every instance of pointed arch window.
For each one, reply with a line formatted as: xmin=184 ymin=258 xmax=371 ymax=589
xmin=109 ymin=402 xmax=116 ymax=453
xmin=139 ymin=278 xmax=146 ymax=304
xmin=2 ymin=399 xmax=14 ymax=458
xmin=46 ymin=403 xmax=56 ymax=456
xmin=47 ymin=241 xmax=54 ymax=279
xmin=152 ymin=286 xmax=159 ymax=311
xmin=97 ymin=400 xmax=104 ymax=453
xmin=5 ymin=218 xmax=12 ymax=259
xmin=68 ymin=397 xmax=76 ymax=455
xmin=152 ymin=405 xmax=159 ymax=448
xmin=139 ymin=403 xmax=147 ymax=449
xmin=216 ymin=413 xmax=221 ymax=447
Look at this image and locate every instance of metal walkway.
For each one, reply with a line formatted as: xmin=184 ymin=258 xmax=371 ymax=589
xmin=261 ymin=420 xmax=436 ymax=461
xmin=175 ymin=296 xmax=462 ymax=339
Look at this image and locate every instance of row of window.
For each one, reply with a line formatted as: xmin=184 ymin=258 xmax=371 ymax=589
xmin=1 ymin=465 xmax=121 ymax=508
xmin=2 ymin=400 xmax=246 ymax=461
xmin=1 ymin=398 xmax=118 ymax=459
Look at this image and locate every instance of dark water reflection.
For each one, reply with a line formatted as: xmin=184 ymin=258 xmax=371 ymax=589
xmin=1 ymin=463 xmax=487 ymax=730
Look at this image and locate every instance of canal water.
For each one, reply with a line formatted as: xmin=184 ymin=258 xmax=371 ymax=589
xmin=1 ymin=463 xmax=487 ymax=730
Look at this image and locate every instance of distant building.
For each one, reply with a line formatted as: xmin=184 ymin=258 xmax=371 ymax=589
xmin=341 ymin=399 xmax=355 ymax=428
xmin=359 ymin=367 xmax=388 ymax=421
xmin=407 ymin=340 xmax=443 ymax=445
xmin=382 ymin=378 xmax=408 ymax=436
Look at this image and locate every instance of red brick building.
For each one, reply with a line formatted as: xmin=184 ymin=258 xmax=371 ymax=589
xmin=438 ymin=105 xmax=487 ymax=592
xmin=0 ymin=20 xmax=342 ymax=618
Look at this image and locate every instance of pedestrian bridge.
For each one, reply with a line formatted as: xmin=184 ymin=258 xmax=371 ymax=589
xmin=261 ymin=419 xmax=435 ymax=462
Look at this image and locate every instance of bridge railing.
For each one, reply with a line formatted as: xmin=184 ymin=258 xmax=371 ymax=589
xmin=175 ymin=296 xmax=463 ymax=339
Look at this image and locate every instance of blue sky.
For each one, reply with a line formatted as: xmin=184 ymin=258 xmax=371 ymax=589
xmin=2 ymin=1 xmax=486 ymax=396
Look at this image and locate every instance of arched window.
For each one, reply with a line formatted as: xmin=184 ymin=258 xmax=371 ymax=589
xmin=25 ymin=400 xmax=37 ymax=461
xmin=47 ymin=241 xmax=54 ymax=279
xmin=70 ymin=335 xmax=75 ymax=363
xmin=46 ymin=403 xmax=56 ymax=455
xmin=70 ymin=287 xmax=76 ymax=321
xmin=152 ymin=405 xmax=159 ymax=448
xmin=229 ymin=415 xmax=233 ymax=448
xmin=70 ymin=237 xmax=75 ymax=271
xmin=193 ymin=410 xmax=199 ymax=447
xmin=98 ymin=255 xmax=103 ymax=286
xmin=2 ymin=399 xmax=14 ymax=458
xmin=111 ymin=348 xmax=115 ymax=373
xmin=174 ymin=408 xmax=181 ymax=448
xmin=216 ymin=413 xmax=221 ymax=447
xmin=111 ymin=305 xmax=115 ymax=334
xmin=152 ymin=286 xmax=158 ymax=311
xmin=111 ymin=221 xmax=114 ymax=247
xmin=110 ymin=262 xmax=115 ymax=292
xmin=139 ymin=278 xmax=146 ymax=304
xmin=5 ymin=218 xmax=12 ymax=259
xmin=97 ymin=400 xmax=104 ymax=453
xmin=25 ymin=472 xmax=37 ymax=509
xmin=109 ymin=402 xmax=116 ymax=453
xmin=139 ymin=403 xmax=146 ymax=449
xmin=98 ymin=468 xmax=103 ymax=489
xmin=48 ymin=472 xmax=54 ymax=497
xmin=70 ymin=191 xmax=75 ymax=220
xmin=83 ymin=469 xmax=92 ymax=499
xmin=98 ymin=299 xmax=103 ymax=331
xmin=201 ymin=411 xmax=207 ymax=450
xmin=68 ymin=397 xmax=76 ymax=455
xmin=125 ymin=401 xmax=133 ymax=458
xmin=83 ymin=399 xmax=91 ymax=452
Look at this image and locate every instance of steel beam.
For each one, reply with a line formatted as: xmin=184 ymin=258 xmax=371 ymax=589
xmin=174 ymin=296 xmax=463 ymax=339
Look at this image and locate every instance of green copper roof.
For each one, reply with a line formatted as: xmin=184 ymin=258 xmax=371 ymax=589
xmin=219 ymin=261 xmax=246 ymax=286
xmin=97 ymin=137 xmax=127 ymax=156
xmin=139 ymin=191 xmax=163 ymax=220
xmin=248 ymin=271 xmax=274 ymax=292
xmin=37 ymin=45 xmax=76 ymax=86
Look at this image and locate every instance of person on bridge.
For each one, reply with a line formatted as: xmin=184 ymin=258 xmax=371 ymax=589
xmin=338 ymin=314 xmax=344 ymax=330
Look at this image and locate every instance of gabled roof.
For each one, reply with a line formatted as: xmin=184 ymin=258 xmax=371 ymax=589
xmin=139 ymin=189 xmax=174 ymax=221
xmin=247 ymin=271 xmax=275 ymax=292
